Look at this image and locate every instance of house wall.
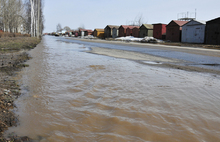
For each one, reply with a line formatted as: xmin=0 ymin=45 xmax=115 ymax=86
xmin=93 ymin=30 xmax=97 ymax=37
xmin=139 ymin=26 xmax=153 ymax=37
xmin=205 ymin=18 xmax=220 ymax=45
xmin=166 ymin=22 xmax=181 ymax=42
xmin=112 ymin=28 xmax=118 ymax=38
xmin=132 ymin=28 xmax=139 ymax=37
xmin=139 ymin=26 xmax=148 ymax=37
xmin=104 ymin=27 xmax=111 ymax=38
xmin=182 ymin=24 xmax=206 ymax=43
xmin=153 ymin=24 xmax=167 ymax=39
xmin=84 ymin=31 xmax=88 ymax=36
xmin=161 ymin=24 xmax=167 ymax=39
xmin=119 ymin=27 xmax=125 ymax=37
xmin=147 ymin=29 xmax=153 ymax=37
xmin=126 ymin=28 xmax=132 ymax=36
xmin=94 ymin=30 xmax=104 ymax=38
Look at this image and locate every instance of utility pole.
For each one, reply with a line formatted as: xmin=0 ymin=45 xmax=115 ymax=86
xmin=195 ymin=9 xmax=197 ymax=19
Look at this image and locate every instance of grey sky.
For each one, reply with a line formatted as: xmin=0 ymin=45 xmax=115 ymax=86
xmin=43 ymin=0 xmax=220 ymax=33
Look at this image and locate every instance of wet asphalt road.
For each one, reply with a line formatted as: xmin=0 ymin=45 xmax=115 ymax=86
xmin=59 ymin=37 xmax=220 ymax=71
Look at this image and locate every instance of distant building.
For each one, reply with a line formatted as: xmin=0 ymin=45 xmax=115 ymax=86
xmin=78 ymin=29 xmax=85 ymax=36
xmin=205 ymin=17 xmax=220 ymax=45
xmin=132 ymin=27 xmax=140 ymax=37
xmin=126 ymin=26 xmax=139 ymax=36
xmin=84 ymin=30 xmax=93 ymax=36
xmin=104 ymin=25 xmax=119 ymax=38
xmin=166 ymin=20 xmax=188 ymax=42
xmin=94 ymin=29 xmax=104 ymax=38
xmin=182 ymin=19 xmax=206 ymax=43
xmin=119 ymin=25 xmax=139 ymax=37
xmin=112 ymin=27 xmax=119 ymax=38
xmin=118 ymin=25 xmax=132 ymax=37
xmin=139 ymin=24 xmax=153 ymax=38
xmin=153 ymin=23 xmax=167 ymax=40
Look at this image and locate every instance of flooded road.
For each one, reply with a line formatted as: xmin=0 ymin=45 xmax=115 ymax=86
xmin=61 ymin=37 xmax=220 ymax=71
xmin=6 ymin=36 xmax=220 ymax=142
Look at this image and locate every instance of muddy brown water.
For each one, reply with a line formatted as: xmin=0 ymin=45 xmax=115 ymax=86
xmin=5 ymin=36 xmax=220 ymax=142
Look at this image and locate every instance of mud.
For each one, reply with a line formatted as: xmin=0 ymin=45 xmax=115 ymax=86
xmin=0 ymin=37 xmax=40 ymax=142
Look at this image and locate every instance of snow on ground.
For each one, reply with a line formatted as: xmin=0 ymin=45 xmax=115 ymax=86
xmin=115 ymin=36 xmax=164 ymax=43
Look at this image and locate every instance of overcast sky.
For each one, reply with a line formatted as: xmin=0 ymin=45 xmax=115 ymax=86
xmin=43 ymin=0 xmax=220 ymax=33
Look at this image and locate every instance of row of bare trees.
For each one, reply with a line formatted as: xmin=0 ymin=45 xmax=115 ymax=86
xmin=0 ymin=0 xmax=44 ymax=38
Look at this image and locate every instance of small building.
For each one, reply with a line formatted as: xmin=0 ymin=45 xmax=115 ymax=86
xmin=112 ymin=27 xmax=119 ymax=38
xmin=119 ymin=25 xmax=139 ymax=37
xmin=205 ymin=17 xmax=220 ymax=45
xmin=104 ymin=25 xmax=119 ymax=38
xmin=153 ymin=23 xmax=167 ymax=39
xmin=166 ymin=20 xmax=188 ymax=42
xmin=119 ymin=25 xmax=129 ymax=37
xmin=182 ymin=19 xmax=206 ymax=43
xmin=84 ymin=30 xmax=93 ymax=36
xmin=139 ymin=24 xmax=153 ymax=38
xmin=126 ymin=26 xmax=139 ymax=36
xmin=94 ymin=29 xmax=104 ymax=38
xmin=132 ymin=27 xmax=140 ymax=37
xmin=78 ymin=29 xmax=85 ymax=36
xmin=74 ymin=32 xmax=79 ymax=37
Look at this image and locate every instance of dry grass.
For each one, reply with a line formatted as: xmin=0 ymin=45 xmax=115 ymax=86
xmin=0 ymin=36 xmax=40 ymax=141
xmin=0 ymin=37 xmax=40 ymax=51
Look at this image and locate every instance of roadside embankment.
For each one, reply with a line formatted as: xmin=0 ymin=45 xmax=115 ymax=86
xmin=0 ymin=37 xmax=40 ymax=141
xmin=69 ymin=36 xmax=220 ymax=75
xmin=87 ymin=47 xmax=220 ymax=75
xmin=66 ymin=37 xmax=220 ymax=50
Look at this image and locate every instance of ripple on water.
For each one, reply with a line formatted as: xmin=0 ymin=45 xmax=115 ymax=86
xmin=5 ymin=36 xmax=220 ymax=142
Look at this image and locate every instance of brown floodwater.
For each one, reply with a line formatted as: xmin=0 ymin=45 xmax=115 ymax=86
xmin=6 ymin=36 xmax=220 ymax=142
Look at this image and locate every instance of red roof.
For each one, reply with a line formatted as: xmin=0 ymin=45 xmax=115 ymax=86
xmin=172 ymin=20 xmax=188 ymax=26
xmin=120 ymin=25 xmax=140 ymax=29
xmin=85 ymin=30 xmax=93 ymax=32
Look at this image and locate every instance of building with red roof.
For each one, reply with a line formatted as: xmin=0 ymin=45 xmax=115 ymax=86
xmin=153 ymin=23 xmax=167 ymax=40
xmin=166 ymin=20 xmax=188 ymax=42
xmin=119 ymin=25 xmax=139 ymax=37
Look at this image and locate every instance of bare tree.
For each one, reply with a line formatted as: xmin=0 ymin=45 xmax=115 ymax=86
xmin=77 ymin=24 xmax=85 ymax=30
xmin=128 ymin=14 xmax=146 ymax=26
xmin=63 ymin=26 xmax=71 ymax=31
xmin=0 ymin=0 xmax=24 ymax=32
xmin=0 ymin=0 xmax=44 ymax=37
xmin=56 ymin=23 xmax=62 ymax=32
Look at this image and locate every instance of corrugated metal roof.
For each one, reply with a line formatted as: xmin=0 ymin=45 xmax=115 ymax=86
xmin=194 ymin=20 xmax=206 ymax=24
xmin=141 ymin=24 xmax=153 ymax=29
xmin=182 ymin=19 xmax=206 ymax=27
